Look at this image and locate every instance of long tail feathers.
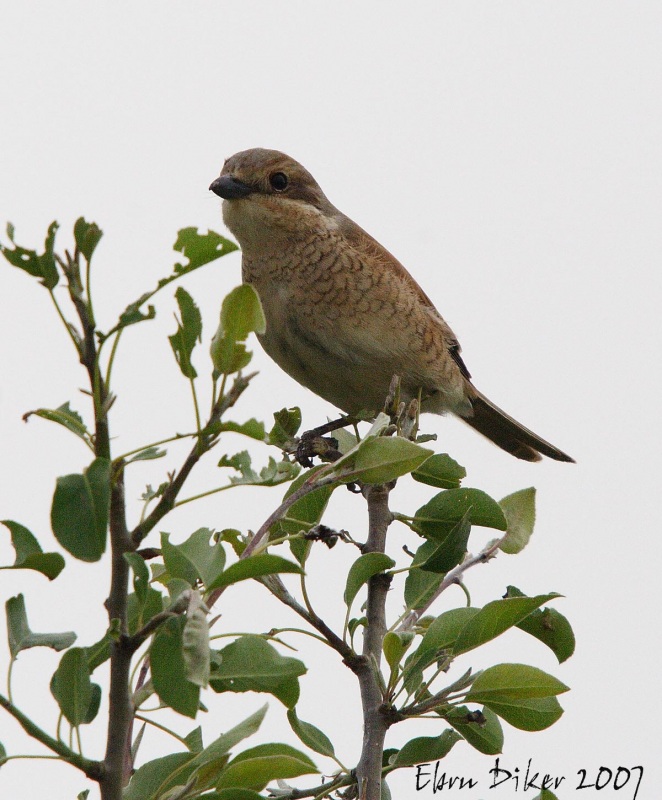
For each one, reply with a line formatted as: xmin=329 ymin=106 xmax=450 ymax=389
xmin=461 ymin=388 xmax=574 ymax=463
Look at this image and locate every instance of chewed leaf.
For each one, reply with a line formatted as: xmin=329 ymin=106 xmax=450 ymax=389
xmin=169 ymin=287 xmax=202 ymax=379
xmin=173 ymin=227 xmax=238 ymax=274
xmin=109 ymin=227 xmax=236 ymax=336
xmin=23 ymin=402 xmax=92 ymax=448
xmin=1 ymin=221 xmax=60 ymax=288
xmin=6 ymin=594 xmax=76 ymax=658
xmin=210 ymin=284 xmax=266 ymax=376
xmin=1 ymin=520 xmax=65 ymax=580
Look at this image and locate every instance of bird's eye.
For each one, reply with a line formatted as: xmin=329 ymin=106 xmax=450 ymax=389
xmin=269 ymin=172 xmax=289 ymax=192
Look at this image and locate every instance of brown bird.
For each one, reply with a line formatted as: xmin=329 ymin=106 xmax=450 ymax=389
xmin=210 ymin=148 xmax=573 ymax=462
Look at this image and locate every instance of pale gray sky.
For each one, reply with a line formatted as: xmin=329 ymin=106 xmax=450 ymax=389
xmin=1 ymin=2 xmax=660 ymax=797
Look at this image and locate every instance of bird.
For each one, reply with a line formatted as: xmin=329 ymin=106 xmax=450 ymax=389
xmin=209 ymin=148 xmax=573 ymax=463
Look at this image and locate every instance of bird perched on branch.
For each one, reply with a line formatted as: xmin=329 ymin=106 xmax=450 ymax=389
xmin=210 ymin=148 xmax=573 ymax=463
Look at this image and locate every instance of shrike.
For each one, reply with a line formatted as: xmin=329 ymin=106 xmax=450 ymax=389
xmin=210 ymin=148 xmax=573 ymax=463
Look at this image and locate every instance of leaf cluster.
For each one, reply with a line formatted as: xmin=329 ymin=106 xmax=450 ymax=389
xmin=0 ymin=220 xmax=575 ymax=800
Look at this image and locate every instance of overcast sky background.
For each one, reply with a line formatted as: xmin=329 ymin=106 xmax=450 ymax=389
xmin=1 ymin=2 xmax=661 ymax=798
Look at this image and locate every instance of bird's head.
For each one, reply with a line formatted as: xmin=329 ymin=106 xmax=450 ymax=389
xmin=210 ymin=148 xmax=336 ymax=249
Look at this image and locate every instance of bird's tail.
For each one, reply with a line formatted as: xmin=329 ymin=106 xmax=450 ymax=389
xmin=460 ymin=387 xmax=574 ymax=463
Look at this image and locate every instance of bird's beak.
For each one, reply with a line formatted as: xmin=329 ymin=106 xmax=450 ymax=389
xmin=209 ymin=175 xmax=253 ymax=199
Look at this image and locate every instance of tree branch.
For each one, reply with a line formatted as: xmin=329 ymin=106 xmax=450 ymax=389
xmin=396 ymin=534 xmax=507 ymax=632
xmin=101 ymin=467 xmax=135 ymax=798
xmin=259 ymin=575 xmax=361 ymax=671
xmin=355 ymin=483 xmax=394 ymax=800
xmin=206 ymin=472 xmax=338 ymax=609
xmin=0 ymin=693 xmax=101 ymax=780
xmin=130 ymin=372 xmax=255 ymax=546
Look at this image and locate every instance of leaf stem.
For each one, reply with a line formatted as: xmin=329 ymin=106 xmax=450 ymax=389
xmin=104 ymin=329 xmax=123 ymax=391
xmin=48 ymin=288 xmax=82 ymax=354
xmin=133 ymin=714 xmax=191 ymax=748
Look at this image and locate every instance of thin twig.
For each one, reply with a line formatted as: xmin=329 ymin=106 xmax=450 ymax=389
xmin=396 ymin=534 xmax=507 ymax=632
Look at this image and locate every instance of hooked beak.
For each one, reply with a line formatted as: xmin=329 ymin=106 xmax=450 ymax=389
xmin=209 ymin=175 xmax=253 ymax=199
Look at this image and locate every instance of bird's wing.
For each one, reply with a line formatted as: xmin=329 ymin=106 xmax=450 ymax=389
xmin=337 ymin=212 xmax=472 ymax=381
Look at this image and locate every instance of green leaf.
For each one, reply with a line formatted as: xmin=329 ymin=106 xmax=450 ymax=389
xmin=392 ymin=729 xmax=461 ymax=767
xmin=210 ymin=636 xmax=306 ymax=708
xmin=404 ymin=568 xmax=443 ymax=612
xmin=184 ymin=726 xmax=203 ymax=753
xmin=484 ymin=695 xmax=564 ymax=731
xmin=333 ymin=436 xmax=433 ymax=485
xmin=188 ymin=705 xmax=267 ymax=768
xmin=168 ymin=286 xmax=202 ymax=379
xmin=210 ymin=419 xmax=266 ymax=442
xmin=83 ymin=683 xmax=102 ymax=724
xmin=174 ymin=227 xmax=238 ymax=272
xmin=109 ymin=228 xmax=236 ymax=337
xmin=207 ymin=554 xmax=302 ymax=591
xmin=162 ymin=529 xmax=226 ymax=589
xmin=123 ymin=752 xmax=195 ymax=800
xmin=499 ymin=487 xmax=536 ymax=554
xmin=412 ymin=453 xmax=466 ymax=489
xmin=382 ymin=631 xmax=415 ymax=672
xmin=270 ymin=467 xmax=334 ymax=542
xmin=0 ymin=742 xmax=7 ymax=767
xmin=182 ymin=591 xmax=210 ymax=688
xmin=286 ymin=708 xmax=336 ymax=758
xmin=127 ymin=587 xmax=164 ymax=636
xmin=1 ymin=221 xmax=59 ymax=288
xmin=453 ymin=594 xmax=561 ymax=655
xmin=50 ymin=457 xmax=110 ymax=562
xmin=6 ymin=594 xmax=76 ymax=658
xmin=210 ymin=284 xmax=266 ymax=375
xmin=534 ymin=791 xmax=560 ymax=800
xmin=50 ymin=648 xmax=93 ymax=726
xmin=411 ymin=511 xmax=472 ymax=573
xmin=343 ymin=553 xmax=395 ymax=608
xmin=161 ymin=533 xmax=197 ymax=587
xmin=85 ymin=630 xmax=113 ymax=673
xmin=23 ymin=402 xmax=91 ymax=447
xmin=215 ymin=744 xmax=316 ymax=791
xmin=218 ymin=451 xmax=299 ymax=489
xmin=125 ymin=552 xmax=149 ymax=606
xmin=268 ymin=407 xmax=302 ymax=447
xmin=211 ymin=791 xmax=265 ymax=800
xmin=466 ymin=663 xmax=570 ymax=702
xmin=507 ymin=586 xmax=575 ymax=663
xmin=126 ymin=446 xmax=166 ymax=464
xmin=418 ymin=607 xmax=481 ymax=660
xmin=151 ymin=616 xmax=200 ymax=718
xmin=73 ymin=218 xmax=102 ymax=261
xmin=402 ymin=608 xmax=478 ymax=692
xmin=445 ymin=706 xmax=504 ymax=754
xmin=414 ymin=488 xmax=507 ymax=540
xmin=0 ymin=520 xmax=65 ymax=579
